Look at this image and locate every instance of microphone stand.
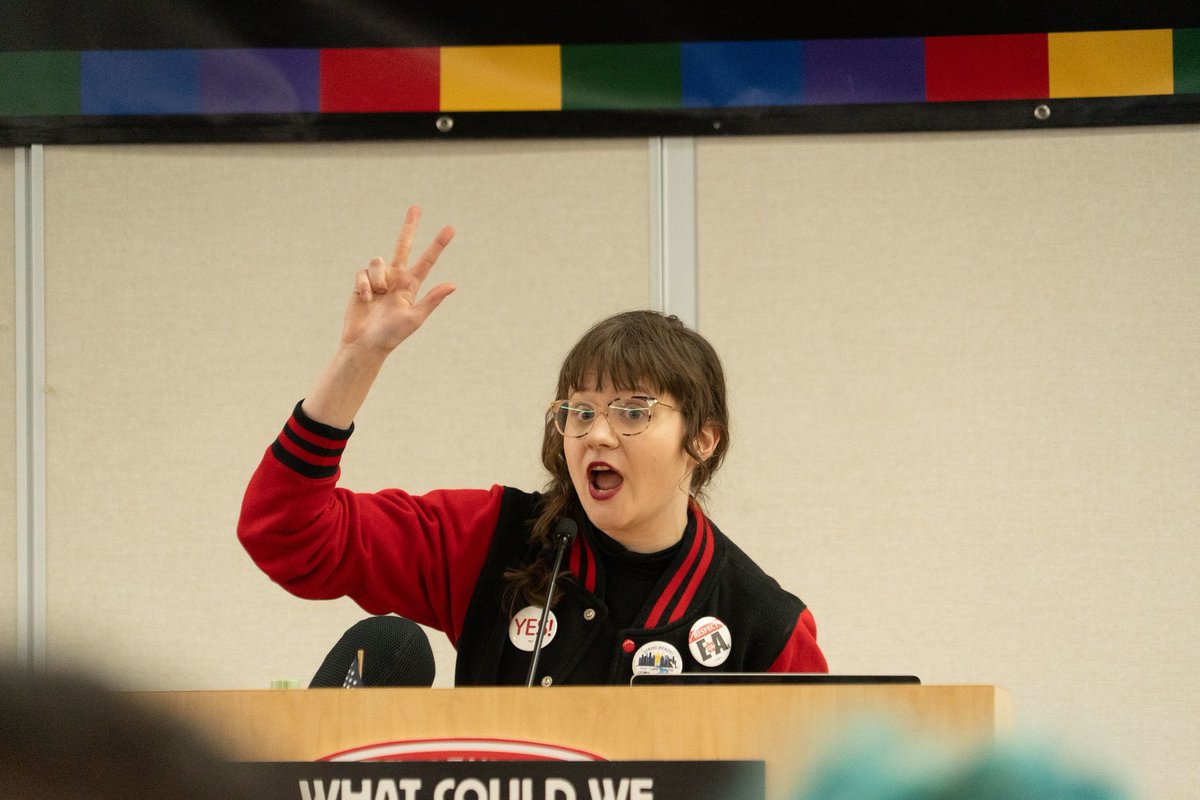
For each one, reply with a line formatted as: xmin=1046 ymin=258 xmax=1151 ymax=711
xmin=525 ymin=519 xmax=577 ymax=687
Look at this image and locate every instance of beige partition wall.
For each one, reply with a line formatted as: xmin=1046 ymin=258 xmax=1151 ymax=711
xmin=10 ymin=126 xmax=1198 ymax=799
xmin=38 ymin=140 xmax=650 ymax=689
xmin=1 ymin=153 xmax=16 ymax=651
xmin=696 ymin=126 xmax=1199 ymax=800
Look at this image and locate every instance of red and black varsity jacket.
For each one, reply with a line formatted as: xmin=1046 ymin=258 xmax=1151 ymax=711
xmin=238 ymin=403 xmax=828 ymax=685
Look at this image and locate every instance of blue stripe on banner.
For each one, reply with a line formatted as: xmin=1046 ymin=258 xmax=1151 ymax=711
xmin=81 ymin=49 xmax=201 ymax=115
xmin=680 ymin=40 xmax=805 ymax=108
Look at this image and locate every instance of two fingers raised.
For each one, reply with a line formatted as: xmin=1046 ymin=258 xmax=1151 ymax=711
xmin=355 ymin=206 xmax=455 ymax=303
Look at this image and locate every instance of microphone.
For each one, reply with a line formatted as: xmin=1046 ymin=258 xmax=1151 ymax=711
xmin=309 ymin=616 xmax=435 ymax=688
xmin=525 ymin=518 xmax=578 ymax=687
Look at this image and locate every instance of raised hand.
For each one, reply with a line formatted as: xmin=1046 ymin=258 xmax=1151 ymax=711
xmin=341 ymin=205 xmax=456 ymax=352
xmin=302 ymin=207 xmax=456 ymax=428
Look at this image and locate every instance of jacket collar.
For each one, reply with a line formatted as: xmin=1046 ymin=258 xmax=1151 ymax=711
xmin=568 ymin=500 xmax=720 ymax=630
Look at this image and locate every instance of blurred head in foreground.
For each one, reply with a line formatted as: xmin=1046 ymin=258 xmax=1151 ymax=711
xmin=0 ymin=662 xmax=257 ymax=800
xmin=793 ymin=724 xmax=1130 ymax=800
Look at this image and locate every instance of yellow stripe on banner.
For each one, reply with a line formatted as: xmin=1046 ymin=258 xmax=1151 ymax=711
xmin=1049 ymin=29 xmax=1174 ymax=98
xmin=441 ymin=45 xmax=562 ymax=111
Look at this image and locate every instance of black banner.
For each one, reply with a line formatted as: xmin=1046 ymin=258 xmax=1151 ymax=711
xmin=4 ymin=1 xmax=1199 ymax=50
xmin=2 ymin=2 xmax=1199 ymax=144
xmin=226 ymin=760 xmax=765 ymax=800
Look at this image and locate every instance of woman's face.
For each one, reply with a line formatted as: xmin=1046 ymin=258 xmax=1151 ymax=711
xmin=562 ymin=379 xmax=716 ymax=553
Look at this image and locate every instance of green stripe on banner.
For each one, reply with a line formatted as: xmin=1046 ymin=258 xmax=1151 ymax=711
xmin=0 ymin=51 xmax=81 ymax=115
xmin=561 ymin=44 xmax=682 ymax=110
xmin=1176 ymin=29 xmax=1200 ymax=94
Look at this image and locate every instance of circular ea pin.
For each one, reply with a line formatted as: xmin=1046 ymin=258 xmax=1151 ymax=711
xmin=631 ymin=641 xmax=684 ymax=676
xmin=688 ymin=616 xmax=732 ymax=667
xmin=508 ymin=605 xmax=558 ymax=652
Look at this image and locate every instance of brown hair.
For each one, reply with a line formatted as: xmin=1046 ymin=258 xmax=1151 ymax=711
xmin=505 ymin=310 xmax=730 ymax=608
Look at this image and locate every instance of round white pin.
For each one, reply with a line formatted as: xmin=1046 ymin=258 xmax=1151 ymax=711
xmin=631 ymin=641 xmax=684 ymax=675
xmin=508 ymin=606 xmax=558 ymax=652
xmin=688 ymin=616 xmax=732 ymax=667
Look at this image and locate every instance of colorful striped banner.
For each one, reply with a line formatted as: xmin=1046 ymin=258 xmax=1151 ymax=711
xmin=1 ymin=29 xmax=1197 ymax=118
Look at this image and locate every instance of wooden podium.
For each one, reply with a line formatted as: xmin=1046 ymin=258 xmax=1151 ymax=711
xmin=141 ymin=684 xmax=1010 ymax=799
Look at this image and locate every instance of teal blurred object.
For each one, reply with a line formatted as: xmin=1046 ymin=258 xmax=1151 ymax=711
xmin=794 ymin=723 xmax=1130 ymax=800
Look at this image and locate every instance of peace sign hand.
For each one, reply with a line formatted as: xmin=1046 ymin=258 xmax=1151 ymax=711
xmin=341 ymin=205 xmax=456 ymax=353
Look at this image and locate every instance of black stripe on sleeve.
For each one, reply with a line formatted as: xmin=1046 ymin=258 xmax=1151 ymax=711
xmin=281 ymin=423 xmax=346 ymax=458
xmin=292 ymin=399 xmax=355 ymax=440
xmin=271 ymin=439 xmax=339 ymax=480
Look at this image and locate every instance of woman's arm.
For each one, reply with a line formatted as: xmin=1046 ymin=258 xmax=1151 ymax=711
xmin=302 ymin=205 xmax=455 ymax=428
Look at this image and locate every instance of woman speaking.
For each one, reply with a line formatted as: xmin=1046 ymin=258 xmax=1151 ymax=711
xmin=238 ymin=207 xmax=827 ymax=685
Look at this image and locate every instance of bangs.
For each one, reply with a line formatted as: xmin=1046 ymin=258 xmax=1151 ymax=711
xmin=558 ymin=321 xmax=681 ymax=399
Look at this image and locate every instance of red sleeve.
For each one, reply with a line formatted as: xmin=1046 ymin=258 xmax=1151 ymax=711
xmin=237 ymin=405 xmax=503 ymax=646
xmin=766 ymin=607 xmax=829 ymax=673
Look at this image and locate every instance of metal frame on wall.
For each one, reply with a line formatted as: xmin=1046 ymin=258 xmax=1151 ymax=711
xmin=13 ymin=145 xmax=47 ymax=669
xmin=2 ymin=3 xmax=1200 ymax=144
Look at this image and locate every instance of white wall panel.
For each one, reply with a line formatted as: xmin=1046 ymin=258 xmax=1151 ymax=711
xmin=696 ymin=126 xmax=1199 ymax=800
xmin=40 ymin=140 xmax=650 ymax=689
xmin=19 ymin=124 xmax=1197 ymax=799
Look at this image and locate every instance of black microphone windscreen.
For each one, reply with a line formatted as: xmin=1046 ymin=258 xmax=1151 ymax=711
xmin=554 ymin=518 xmax=578 ymax=545
xmin=309 ymin=616 xmax=436 ymax=688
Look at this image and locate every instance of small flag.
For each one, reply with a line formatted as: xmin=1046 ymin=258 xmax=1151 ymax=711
xmin=343 ymin=648 xmax=364 ymax=687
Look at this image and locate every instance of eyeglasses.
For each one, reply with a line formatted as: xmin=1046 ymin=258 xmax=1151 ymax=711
xmin=548 ymin=396 xmax=677 ymax=438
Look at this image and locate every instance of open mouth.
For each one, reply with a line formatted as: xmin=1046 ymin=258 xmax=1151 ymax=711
xmin=587 ymin=464 xmax=624 ymax=499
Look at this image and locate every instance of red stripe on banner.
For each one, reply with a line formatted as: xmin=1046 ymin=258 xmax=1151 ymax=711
xmin=668 ymin=514 xmax=714 ymax=624
xmin=925 ymin=33 xmax=1049 ymax=101
xmin=319 ymin=48 xmax=440 ymax=112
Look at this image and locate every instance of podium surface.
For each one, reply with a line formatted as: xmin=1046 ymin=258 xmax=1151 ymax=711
xmin=142 ymin=684 xmax=1009 ymax=798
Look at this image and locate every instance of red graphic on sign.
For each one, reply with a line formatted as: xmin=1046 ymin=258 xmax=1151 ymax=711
xmin=320 ymin=738 xmax=605 ymax=763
